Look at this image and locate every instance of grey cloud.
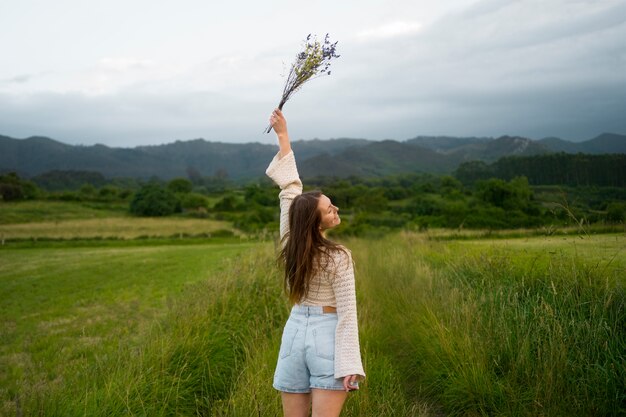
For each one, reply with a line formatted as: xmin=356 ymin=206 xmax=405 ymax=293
xmin=9 ymin=75 xmax=32 ymax=84
xmin=2 ymin=74 xmax=33 ymax=84
xmin=305 ymin=0 xmax=626 ymax=140
xmin=440 ymin=0 xmax=626 ymax=51
xmin=1 ymin=71 xmax=55 ymax=85
xmin=0 ymin=91 xmax=270 ymax=146
xmin=1 ymin=0 xmax=624 ymax=145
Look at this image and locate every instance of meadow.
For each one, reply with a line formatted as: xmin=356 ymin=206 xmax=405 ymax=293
xmin=0 ymin=213 xmax=624 ymax=415
xmin=0 ymin=201 xmax=234 ymax=241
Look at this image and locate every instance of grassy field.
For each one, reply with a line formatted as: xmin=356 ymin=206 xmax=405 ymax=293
xmin=0 ymin=200 xmax=239 ymax=241
xmin=0 ymin=240 xmax=257 ymax=415
xmin=0 ymin=201 xmax=128 ymax=224
xmin=0 ymin=217 xmax=236 ymax=241
xmin=1 ymin=230 xmax=624 ymax=416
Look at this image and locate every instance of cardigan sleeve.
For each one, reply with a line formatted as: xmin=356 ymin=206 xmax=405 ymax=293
xmin=265 ymin=150 xmax=302 ymax=243
xmin=331 ymin=248 xmax=366 ymax=381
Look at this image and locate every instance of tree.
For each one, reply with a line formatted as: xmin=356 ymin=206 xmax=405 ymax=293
xmin=455 ymin=161 xmax=493 ymax=184
xmin=476 ymin=176 xmax=533 ymax=211
xmin=606 ymin=203 xmax=625 ymax=223
xmin=244 ymin=184 xmax=275 ymax=207
xmin=0 ymin=172 xmax=40 ymax=201
xmin=353 ymin=188 xmax=388 ymax=213
xmin=180 ymin=193 xmax=209 ymax=211
xmin=129 ymin=184 xmax=180 ymax=216
xmin=440 ymin=176 xmax=463 ymax=196
xmin=167 ymin=178 xmax=193 ymax=194
xmin=213 ymin=194 xmax=238 ymax=212
xmin=80 ymin=183 xmax=97 ymax=197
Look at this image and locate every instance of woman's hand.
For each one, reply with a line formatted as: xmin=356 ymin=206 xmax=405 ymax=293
xmin=270 ymin=108 xmax=287 ymax=136
xmin=269 ymin=109 xmax=291 ymax=158
xmin=343 ymin=375 xmax=359 ymax=392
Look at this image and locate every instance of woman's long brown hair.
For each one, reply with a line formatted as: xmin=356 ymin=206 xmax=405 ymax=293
xmin=279 ymin=191 xmax=346 ymax=304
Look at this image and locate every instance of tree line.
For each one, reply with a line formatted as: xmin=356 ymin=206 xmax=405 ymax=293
xmin=456 ymin=153 xmax=626 ymax=186
xmin=2 ymin=151 xmax=625 ymax=235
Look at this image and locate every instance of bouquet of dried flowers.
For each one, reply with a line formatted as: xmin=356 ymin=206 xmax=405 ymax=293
xmin=265 ymin=34 xmax=340 ymax=133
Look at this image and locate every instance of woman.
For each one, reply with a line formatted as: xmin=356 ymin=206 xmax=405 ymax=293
xmin=266 ymin=109 xmax=365 ymax=417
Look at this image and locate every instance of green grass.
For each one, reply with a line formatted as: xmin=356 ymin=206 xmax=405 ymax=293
xmin=0 ymin=200 xmax=128 ymax=224
xmin=0 ymin=216 xmax=235 ymax=241
xmin=0 ymin=240 xmax=256 ymax=415
xmin=352 ymin=232 xmax=625 ymax=416
xmin=0 ymin=200 xmax=238 ymax=242
xmin=1 ymin=231 xmax=624 ymax=416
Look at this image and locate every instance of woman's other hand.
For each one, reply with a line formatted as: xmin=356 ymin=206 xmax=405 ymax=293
xmin=343 ymin=375 xmax=359 ymax=391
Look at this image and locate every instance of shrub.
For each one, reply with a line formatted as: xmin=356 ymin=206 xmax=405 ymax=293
xmin=97 ymin=185 xmax=120 ymax=201
xmin=167 ymin=178 xmax=193 ymax=194
xmin=476 ymin=176 xmax=533 ymax=211
xmin=234 ymin=206 xmax=275 ymax=232
xmin=130 ymin=184 xmax=180 ymax=216
xmin=79 ymin=183 xmax=97 ymax=197
xmin=213 ymin=194 xmax=239 ymax=212
xmin=606 ymin=202 xmax=625 ymax=223
xmin=180 ymin=193 xmax=209 ymax=211
xmin=244 ymin=184 xmax=275 ymax=207
xmin=0 ymin=172 xmax=40 ymax=201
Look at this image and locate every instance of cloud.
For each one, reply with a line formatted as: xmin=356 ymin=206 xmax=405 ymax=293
xmin=328 ymin=0 xmax=626 ymax=140
xmin=0 ymin=89 xmax=271 ymax=146
xmin=97 ymin=57 xmax=154 ymax=72
xmin=1 ymin=72 xmax=54 ymax=86
xmin=356 ymin=21 xmax=422 ymax=40
xmin=6 ymin=74 xmax=32 ymax=84
xmin=1 ymin=0 xmax=624 ymax=145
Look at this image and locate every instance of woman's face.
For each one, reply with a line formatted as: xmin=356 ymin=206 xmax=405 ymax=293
xmin=318 ymin=194 xmax=340 ymax=230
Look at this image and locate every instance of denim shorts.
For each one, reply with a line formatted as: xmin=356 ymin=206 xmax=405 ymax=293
xmin=273 ymin=305 xmax=350 ymax=393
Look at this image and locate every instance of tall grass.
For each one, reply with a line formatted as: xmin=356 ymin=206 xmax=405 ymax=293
xmin=30 ymin=245 xmax=283 ymax=415
xmin=30 ymin=243 xmax=429 ymax=416
xmin=0 ymin=242 xmax=255 ymax=416
xmin=352 ymin=232 xmax=625 ymax=416
xmin=3 ymin=232 xmax=623 ymax=416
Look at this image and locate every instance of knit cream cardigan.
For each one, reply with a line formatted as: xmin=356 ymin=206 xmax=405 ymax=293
xmin=266 ymin=150 xmax=366 ymax=381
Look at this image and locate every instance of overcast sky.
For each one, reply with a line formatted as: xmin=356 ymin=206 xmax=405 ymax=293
xmin=1 ymin=0 xmax=625 ymax=147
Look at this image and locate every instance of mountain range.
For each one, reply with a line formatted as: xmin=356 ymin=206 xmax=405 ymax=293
xmin=1 ymin=133 xmax=624 ymax=181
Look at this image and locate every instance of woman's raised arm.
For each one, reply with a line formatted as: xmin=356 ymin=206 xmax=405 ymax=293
xmin=266 ymin=109 xmax=302 ymax=243
xmin=269 ymin=109 xmax=291 ymax=158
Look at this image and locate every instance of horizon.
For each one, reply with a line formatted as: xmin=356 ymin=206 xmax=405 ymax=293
xmin=2 ymin=130 xmax=625 ymax=149
xmin=2 ymin=0 xmax=625 ymax=147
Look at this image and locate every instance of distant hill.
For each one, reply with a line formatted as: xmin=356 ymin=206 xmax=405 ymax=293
xmin=299 ymin=140 xmax=455 ymax=177
xmin=408 ymin=133 xmax=626 ymax=156
xmin=406 ymin=136 xmax=491 ymax=152
xmin=538 ymin=133 xmax=626 ymax=154
xmin=1 ymin=132 xmax=624 ymax=180
xmin=444 ymin=136 xmax=552 ymax=162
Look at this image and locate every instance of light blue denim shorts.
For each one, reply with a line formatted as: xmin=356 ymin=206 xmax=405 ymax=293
xmin=273 ymin=305 xmax=348 ymax=393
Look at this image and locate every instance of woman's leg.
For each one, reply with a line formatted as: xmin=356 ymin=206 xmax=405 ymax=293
xmin=281 ymin=392 xmax=311 ymax=417
xmin=311 ymin=389 xmax=348 ymax=417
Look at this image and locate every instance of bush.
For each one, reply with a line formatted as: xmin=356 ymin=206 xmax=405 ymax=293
xmin=167 ymin=178 xmax=193 ymax=194
xmin=234 ymin=206 xmax=275 ymax=232
xmin=476 ymin=176 xmax=533 ymax=211
xmin=353 ymin=188 xmax=388 ymax=213
xmin=180 ymin=193 xmax=209 ymax=211
xmin=0 ymin=172 xmax=40 ymax=201
xmin=213 ymin=194 xmax=239 ymax=212
xmin=244 ymin=184 xmax=275 ymax=207
xmin=130 ymin=184 xmax=180 ymax=216
xmin=97 ymin=185 xmax=122 ymax=201
xmin=606 ymin=202 xmax=625 ymax=223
